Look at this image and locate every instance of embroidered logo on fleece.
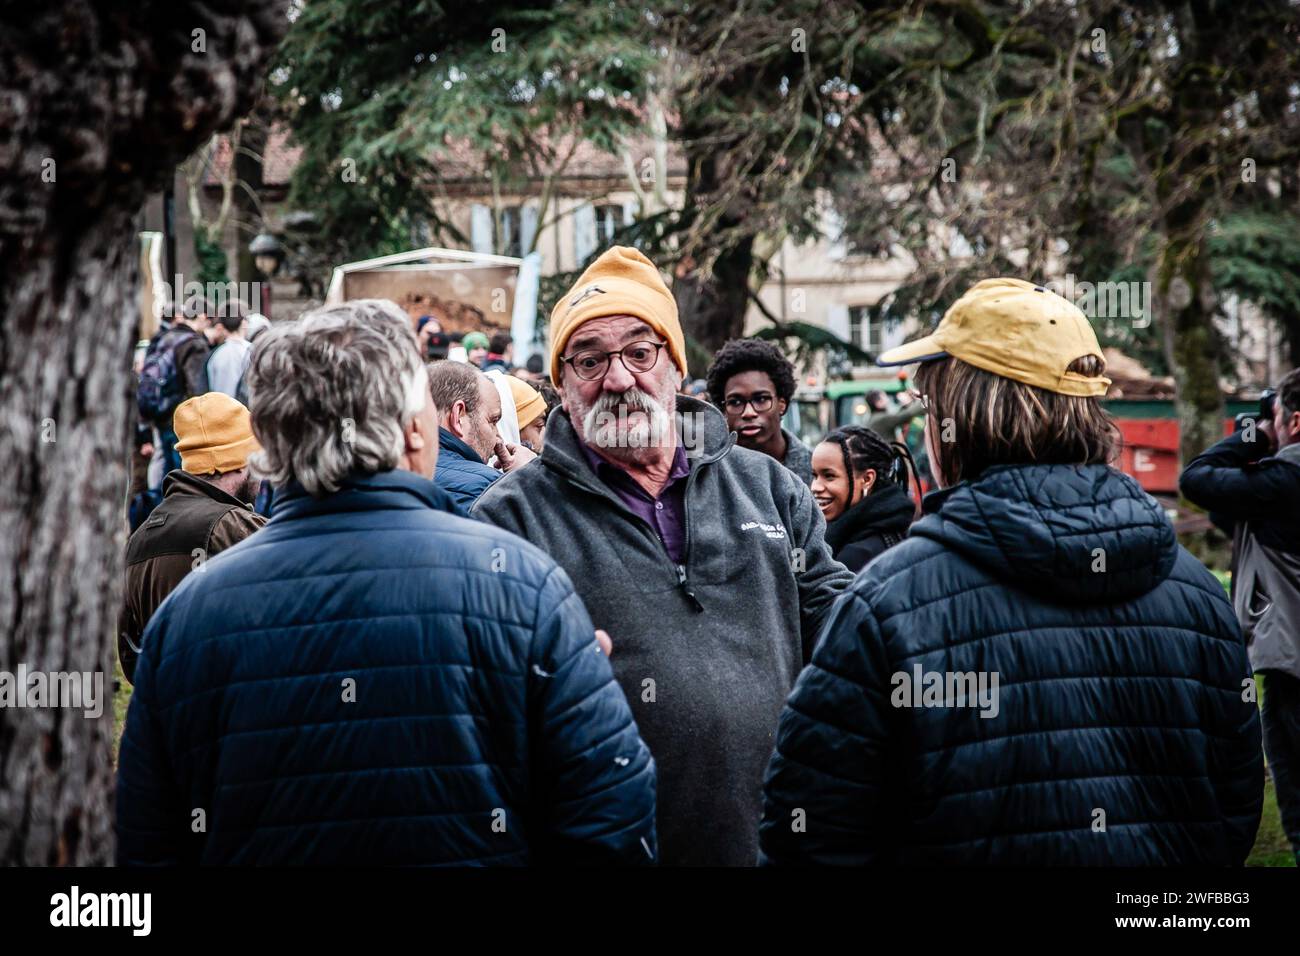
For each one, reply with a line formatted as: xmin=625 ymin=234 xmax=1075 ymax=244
xmin=740 ymin=520 xmax=787 ymax=540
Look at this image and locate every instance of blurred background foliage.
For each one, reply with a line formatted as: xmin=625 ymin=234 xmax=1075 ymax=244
xmin=271 ymin=0 xmax=1300 ymax=458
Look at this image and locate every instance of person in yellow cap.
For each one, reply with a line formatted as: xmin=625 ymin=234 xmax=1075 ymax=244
xmin=473 ymin=245 xmax=853 ymax=866
xmin=760 ymin=277 xmax=1262 ymax=867
xmin=118 ymin=392 xmax=266 ymax=683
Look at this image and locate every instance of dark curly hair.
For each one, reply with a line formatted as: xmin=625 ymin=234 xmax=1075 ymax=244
xmin=705 ymin=338 xmax=797 ymax=407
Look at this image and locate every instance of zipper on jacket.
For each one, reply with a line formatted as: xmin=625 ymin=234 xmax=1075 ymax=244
xmin=676 ymin=562 xmax=703 ymax=612
xmin=542 ymin=413 xmax=732 ymax=615
xmin=547 ymin=461 xmax=689 ymax=596
xmin=678 ymin=462 xmax=705 ymax=613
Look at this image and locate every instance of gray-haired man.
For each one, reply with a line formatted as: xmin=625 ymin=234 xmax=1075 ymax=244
xmin=473 ymin=248 xmax=851 ymax=866
xmin=116 ymin=299 xmax=656 ymax=866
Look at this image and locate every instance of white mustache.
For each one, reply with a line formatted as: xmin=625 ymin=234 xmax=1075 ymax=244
xmin=583 ymin=388 xmax=672 ymax=449
xmin=589 ymin=387 xmax=657 ymax=417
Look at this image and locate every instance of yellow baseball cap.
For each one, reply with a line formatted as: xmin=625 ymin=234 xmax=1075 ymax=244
xmin=876 ymin=277 xmax=1111 ymax=397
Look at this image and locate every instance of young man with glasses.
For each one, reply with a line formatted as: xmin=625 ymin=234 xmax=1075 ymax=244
xmin=705 ymin=338 xmax=813 ymax=485
xmin=473 ymin=246 xmax=852 ymax=866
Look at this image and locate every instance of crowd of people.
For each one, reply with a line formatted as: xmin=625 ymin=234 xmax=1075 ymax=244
xmin=128 ymin=300 xmax=270 ymax=529
xmin=115 ymin=245 xmax=1300 ymax=867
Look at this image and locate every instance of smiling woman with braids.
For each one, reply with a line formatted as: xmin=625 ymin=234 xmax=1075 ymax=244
xmin=810 ymin=425 xmax=917 ymax=572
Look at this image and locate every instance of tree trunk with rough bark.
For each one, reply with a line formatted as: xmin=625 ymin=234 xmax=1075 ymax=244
xmin=1135 ymin=5 xmax=1229 ymax=470
xmin=0 ymin=0 xmax=287 ymax=865
xmin=673 ymin=151 xmax=758 ymax=356
xmin=674 ymin=239 xmax=756 ymax=357
xmin=235 ymin=112 xmax=267 ymax=294
xmin=1154 ymin=225 xmax=1224 ymax=467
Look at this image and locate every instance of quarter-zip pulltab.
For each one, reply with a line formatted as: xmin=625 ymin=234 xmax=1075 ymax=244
xmin=676 ymin=562 xmax=703 ymax=612
xmin=543 ymin=409 xmax=732 ymax=615
xmin=681 ymin=584 xmax=704 ymax=613
xmin=678 ymin=458 xmax=706 ymax=613
xmin=549 ymin=457 xmax=693 ymax=600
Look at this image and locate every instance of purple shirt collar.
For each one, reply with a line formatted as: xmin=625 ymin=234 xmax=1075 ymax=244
xmin=578 ymin=440 xmax=691 ymax=563
xmin=579 ymin=440 xmax=690 ymax=485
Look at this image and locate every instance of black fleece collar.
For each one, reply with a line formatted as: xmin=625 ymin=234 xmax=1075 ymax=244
xmin=161 ymin=469 xmax=251 ymax=510
xmin=825 ymin=481 xmax=915 ymax=552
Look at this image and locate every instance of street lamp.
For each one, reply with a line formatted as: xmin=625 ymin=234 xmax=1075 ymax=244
xmin=249 ymin=232 xmax=284 ymax=317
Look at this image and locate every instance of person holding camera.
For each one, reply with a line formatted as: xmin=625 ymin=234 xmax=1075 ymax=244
xmin=1181 ymin=368 xmax=1300 ymax=864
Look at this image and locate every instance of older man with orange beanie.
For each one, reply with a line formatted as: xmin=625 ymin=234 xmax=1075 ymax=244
xmin=118 ymin=392 xmax=266 ymax=683
xmin=474 ymin=246 xmax=852 ymax=866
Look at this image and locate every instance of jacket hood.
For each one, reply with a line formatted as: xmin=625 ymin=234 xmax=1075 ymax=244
xmin=825 ymin=480 xmax=915 ymax=553
xmin=910 ymin=463 xmax=1177 ymax=603
xmin=539 ymin=393 xmax=734 ymax=492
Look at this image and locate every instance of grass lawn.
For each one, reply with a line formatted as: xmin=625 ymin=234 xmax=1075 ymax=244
xmin=1250 ymin=777 xmax=1295 ymax=866
xmin=110 ymin=668 xmax=1294 ymax=866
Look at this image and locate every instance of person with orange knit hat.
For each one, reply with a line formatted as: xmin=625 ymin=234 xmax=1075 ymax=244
xmin=118 ymin=392 xmax=266 ymax=683
xmin=474 ymin=246 xmax=853 ymax=866
xmin=505 ymin=373 xmax=548 ymax=452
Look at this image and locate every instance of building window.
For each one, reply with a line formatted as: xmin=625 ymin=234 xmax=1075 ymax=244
xmin=499 ymin=206 xmax=523 ymax=258
xmin=472 ymin=203 xmax=531 ymax=257
xmin=848 ymin=305 xmax=885 ymax=356
xmin=594 ymin=204 xmax=623 ymax=246
xmin=575 ymin=202 xmax=630 ymax=266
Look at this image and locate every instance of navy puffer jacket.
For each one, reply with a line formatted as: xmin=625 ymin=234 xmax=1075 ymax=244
xmin=117 ymin=468 xmax=656 ymax=865
xmin=761 ymin=463 xmax=1263 ymax=865
xmin=435 ymin=428 xmax=500 ymax=510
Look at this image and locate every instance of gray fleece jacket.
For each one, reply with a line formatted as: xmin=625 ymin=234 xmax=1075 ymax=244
xmin=473 ymin=394 xmax=852 ymax=865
